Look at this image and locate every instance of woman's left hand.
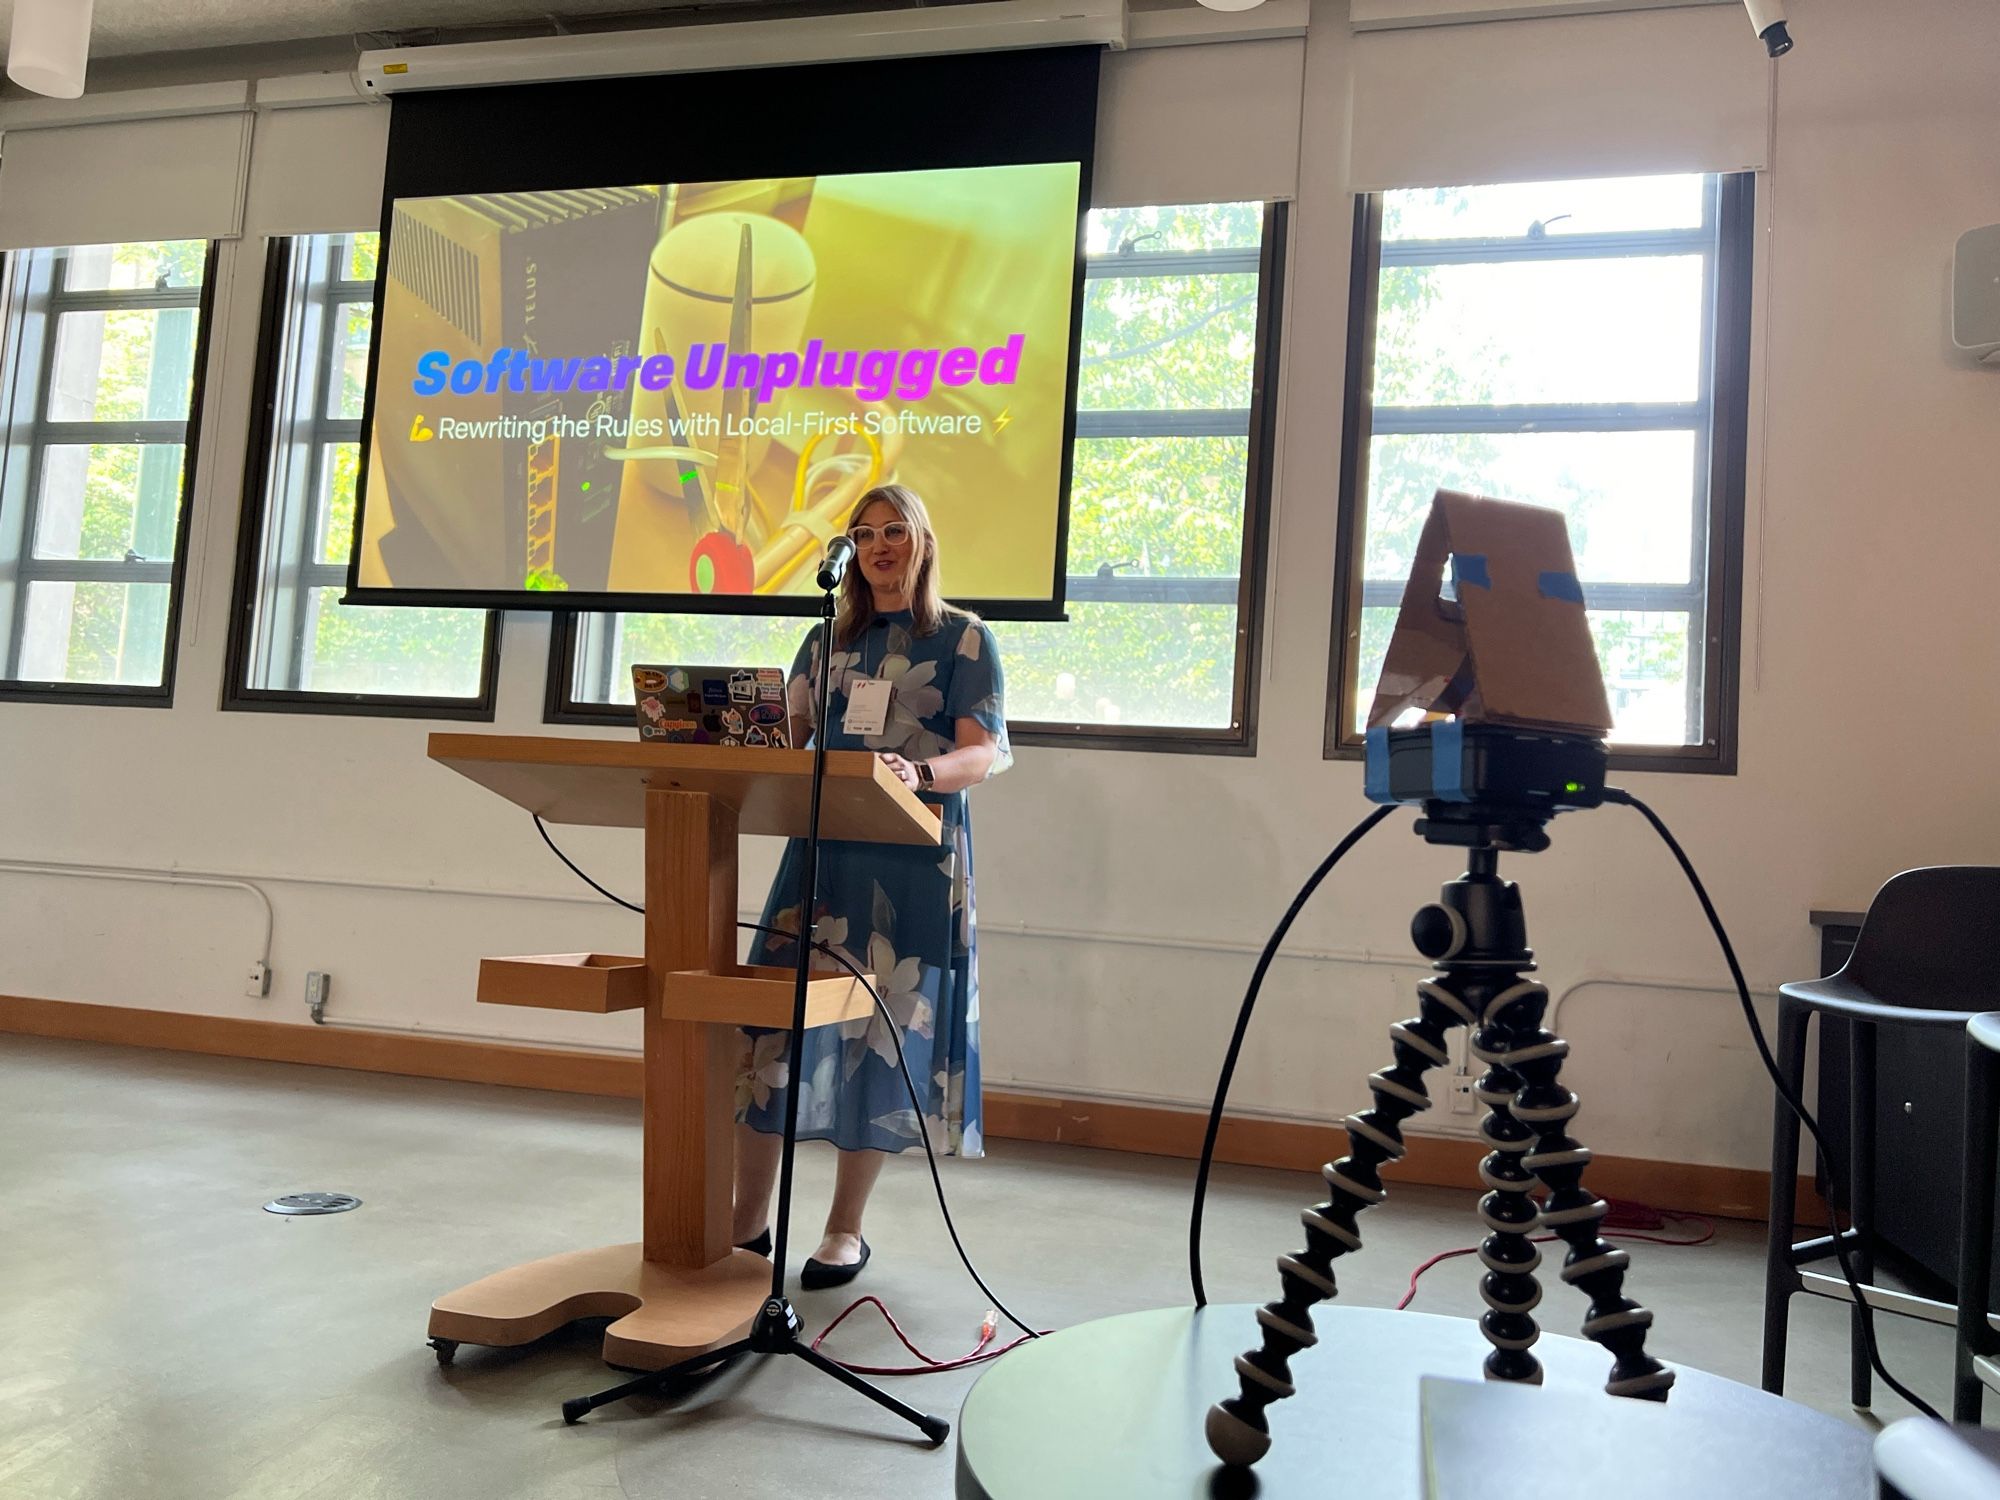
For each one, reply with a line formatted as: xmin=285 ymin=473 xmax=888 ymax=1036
xmin=877 ymin=752 xmax=922 ymax=789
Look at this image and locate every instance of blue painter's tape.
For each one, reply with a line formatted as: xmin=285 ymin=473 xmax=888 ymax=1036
xmin=1538 ymin=570 xmax=1585 ymax=604
xmin=1451 ymin=553 xmax=1491 ymax=590
xmin=1364 ymin=727 xmax=1393 ymax=803
xmin=1432 ymin=719 xmax=1469 ymax=802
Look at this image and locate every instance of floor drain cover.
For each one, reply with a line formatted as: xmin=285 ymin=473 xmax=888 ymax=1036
xmin=264 ymin=1192 xmax=362 ymax=1216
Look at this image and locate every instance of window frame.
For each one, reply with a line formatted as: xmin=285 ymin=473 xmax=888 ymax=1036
xmin=1324 ymin=173 xmax=1753 ymax=773
xmin=222 ymin=235 xmax=500 ymax=721
xmin=542 ymin=200 xmax=1289 ymax=757
xmin=0 ymin=240 xmax=220 ymax=707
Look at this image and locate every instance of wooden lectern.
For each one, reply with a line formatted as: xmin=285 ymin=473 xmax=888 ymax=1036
xmin=422 ymin=734 xmax=942 ymax=1369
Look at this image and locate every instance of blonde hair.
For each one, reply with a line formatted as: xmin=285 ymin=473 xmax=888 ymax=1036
xmin=835 ymin=484 xmax=966 ymax=646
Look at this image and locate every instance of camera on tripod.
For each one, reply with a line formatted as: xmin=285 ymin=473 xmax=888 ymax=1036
xmin=1205 ymin=491 xmax=1679 ymax=1469
xmin=1361 ymin=489 xmax=1613 ymax=850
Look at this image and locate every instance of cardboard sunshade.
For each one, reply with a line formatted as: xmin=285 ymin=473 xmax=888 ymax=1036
xmin=1366 ymin=489 xmax=1613 ymax=736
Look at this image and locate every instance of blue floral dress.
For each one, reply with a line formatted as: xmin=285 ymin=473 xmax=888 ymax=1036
xmin=737 ymin=608 xmax=1009 ymax=1157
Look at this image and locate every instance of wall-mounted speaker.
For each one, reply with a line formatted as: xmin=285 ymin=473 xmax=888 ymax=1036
xmin=1953 ymin=224 xmax=2000 ymax=364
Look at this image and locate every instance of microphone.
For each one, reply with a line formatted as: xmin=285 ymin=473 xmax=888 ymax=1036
xmin=817 ymin=534 xmax=857 ymax=591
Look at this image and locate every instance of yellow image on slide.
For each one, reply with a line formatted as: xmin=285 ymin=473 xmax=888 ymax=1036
xmin=357 ymin=164 xmax=1081 ymax=601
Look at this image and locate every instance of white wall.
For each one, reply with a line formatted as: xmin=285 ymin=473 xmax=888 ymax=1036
xmin=3 ymin=0 xmax=1997 ymax=1174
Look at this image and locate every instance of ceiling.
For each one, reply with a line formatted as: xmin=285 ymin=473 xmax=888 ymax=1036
xmin=0 ymin=0 xmax=846 ymax=59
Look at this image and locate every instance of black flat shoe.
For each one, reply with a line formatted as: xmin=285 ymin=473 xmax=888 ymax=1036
xmin=800 ymin=1239 xmax=870 ymax=1290
xmin=736 ymin=1228 xmax=772 ymax=1257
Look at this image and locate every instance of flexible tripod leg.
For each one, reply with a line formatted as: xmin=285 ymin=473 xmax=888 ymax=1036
xmin=1468 ymin=979 xmax=1552 ymax=1384
xmin=1496 ymin=983 xmax=1675 ymax=1401
xmin=562 ymin=1298 xmax=950 ymax=1443
xmin=1205 ymin=974 xmax=1475 ymax=1465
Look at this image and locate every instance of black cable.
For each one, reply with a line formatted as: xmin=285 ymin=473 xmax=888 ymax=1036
xmin=741 ymin=920 xmax=1040 ymax=1343
xmin=534 ymin=813 xmax=641 ymax=913
xmin=528 ymin=811 xmax=1040 ymax=1343
xmin=1189 ymin=804 xmax=1398 ymax=1307
xmin=1604 ymin=785 xmax=1942 ymax=1421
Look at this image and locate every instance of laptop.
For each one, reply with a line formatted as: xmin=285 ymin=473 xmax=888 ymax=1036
xmin=631 ymin=664 xmax=801 ymax=749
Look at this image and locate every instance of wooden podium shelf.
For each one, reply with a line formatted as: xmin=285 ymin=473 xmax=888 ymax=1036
xmin=661 ymin=963 xmax=875 ymax=1029
xmin=477 ymin=953 xmax=647 ymax=1013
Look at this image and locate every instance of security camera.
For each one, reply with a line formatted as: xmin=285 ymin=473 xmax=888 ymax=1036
xmin=1744 ymin=0 xmax=1794 ymax=56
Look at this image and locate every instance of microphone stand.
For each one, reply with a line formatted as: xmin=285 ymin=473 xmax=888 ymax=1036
xmin=561 ymin=555 xmax=950 ymax=1445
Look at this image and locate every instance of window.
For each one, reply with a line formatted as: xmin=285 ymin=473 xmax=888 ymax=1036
xmin=997 ymin=201 xmax=1281 ymax=752
xmin=1328 ymin=173 xmax=1752 ymax=770
xmin=0 ymin=240 xmax=214 ymax=702
xmin=549 ymin=202 xmax=1284 ymax=754
xmin=225 ymin=233 xmax=496 ymax=717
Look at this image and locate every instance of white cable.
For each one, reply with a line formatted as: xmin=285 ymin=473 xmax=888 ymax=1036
xmin=1547 ymin=972 xmax=1780 ymax=1034
xmin=0 ymin=860 xmax=273 ymax=963
xmin=0 ymin=855 xmax=623 ymax=909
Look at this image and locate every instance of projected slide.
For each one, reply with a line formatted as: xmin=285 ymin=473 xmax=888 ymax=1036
xmin=354 ymin=164 xmax=1082 ymax=605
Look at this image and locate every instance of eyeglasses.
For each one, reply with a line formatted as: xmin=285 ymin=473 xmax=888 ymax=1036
xmin=848 ymin=522 xmax=913 ymax=547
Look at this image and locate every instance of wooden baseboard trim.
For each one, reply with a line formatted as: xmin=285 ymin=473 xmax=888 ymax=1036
xmin=980 ymin=1091 xmax=1825 ymax=1225
xmin=0 ymin=994 xmax=643 ymax=1099
xmin=0 ymin=995 xmax=1816 ymax=1224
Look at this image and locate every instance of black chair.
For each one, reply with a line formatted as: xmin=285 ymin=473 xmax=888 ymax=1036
xmin=1761 ymin=866 xmax=2000 ymax=1414
xmin=1956 ymin=1012 xmax=2000 ymax=1423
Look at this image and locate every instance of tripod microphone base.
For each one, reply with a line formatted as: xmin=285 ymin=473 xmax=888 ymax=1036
xmin=559 ymin=1291 xmax=952 ymax=1444
xmin=750 ymin=1295 xmax=806 ymax=1351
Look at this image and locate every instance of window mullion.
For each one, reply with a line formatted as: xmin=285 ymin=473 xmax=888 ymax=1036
xmin=1370 ymin=404 xmax=1701 ymax=436
xmin=16 ymin=558 xmax=175 ymax=585
xmin=288 ymin=281 xmax=345 ymax=692
xmin=249 ymin=247 xmax=321 ymax=691
xmin=569 ymin=613 xmax=619 ymax=707
xmin=1084 ymin=247 xmax=1262 ymax=279
xmin=1381 ymin=226 xmax=1711 ymax=269
xmin=47 ymin=288 xmax=202 ymax=315
xmin=1685 ymin=171 xmax=1727 ymax=742
xmin=6 ymin=249 xmax=64 ymax=681
xmin=1075 ymin=408 xmax=1250 ymax=440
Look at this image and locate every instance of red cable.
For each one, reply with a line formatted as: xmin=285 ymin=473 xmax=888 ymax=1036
xmin=810 ymin=1294 xmax=1053 ymax=1376
xmin=811 ymin=1201 xmax=1710 ymax=1364
xmin=1396 ymin=1205 xmax=1715 ymax=1311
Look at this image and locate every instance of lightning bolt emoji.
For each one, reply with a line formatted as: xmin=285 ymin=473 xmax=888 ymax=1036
xmin=994 ymin=407 xmax=1013 ymax=434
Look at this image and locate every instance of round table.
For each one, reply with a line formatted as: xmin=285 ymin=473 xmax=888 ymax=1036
xmin=954 ymin=1305 xmax=1874 ymax=1500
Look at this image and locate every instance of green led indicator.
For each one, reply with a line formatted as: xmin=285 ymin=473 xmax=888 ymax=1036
xmin=1564 ymin=780 xmax=1583 ymax=794
xmin=581 ymin=480 xmax=590 ymax=492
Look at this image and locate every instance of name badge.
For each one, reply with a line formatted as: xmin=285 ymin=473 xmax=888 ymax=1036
xmin=842 ymin=677 xmax=893 ymax=736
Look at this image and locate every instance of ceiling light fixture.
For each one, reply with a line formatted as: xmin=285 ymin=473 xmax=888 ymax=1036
xmin=8 ymin=0 xmax=96 ymax=100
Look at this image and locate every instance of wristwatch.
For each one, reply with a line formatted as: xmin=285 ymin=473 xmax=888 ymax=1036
xmin=915 ymin=761 xmax=935 ymax=788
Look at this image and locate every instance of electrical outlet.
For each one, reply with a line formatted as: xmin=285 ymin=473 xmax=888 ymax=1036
xmin=1449 ymin=1074 xmax=1477 ymax=1114
xmin=245 ymin=961 xmax=270 ymax=998
xmin=305 ymin=971 xmax=330 ymax=1024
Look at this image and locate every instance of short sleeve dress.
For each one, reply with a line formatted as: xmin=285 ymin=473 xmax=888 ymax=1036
xmin=737 ymin=608 xmax=1009 ymax=1158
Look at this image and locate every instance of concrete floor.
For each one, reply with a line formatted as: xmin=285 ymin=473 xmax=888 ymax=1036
xmin=0 ymin=1035 xmax=1970 ymax=1499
